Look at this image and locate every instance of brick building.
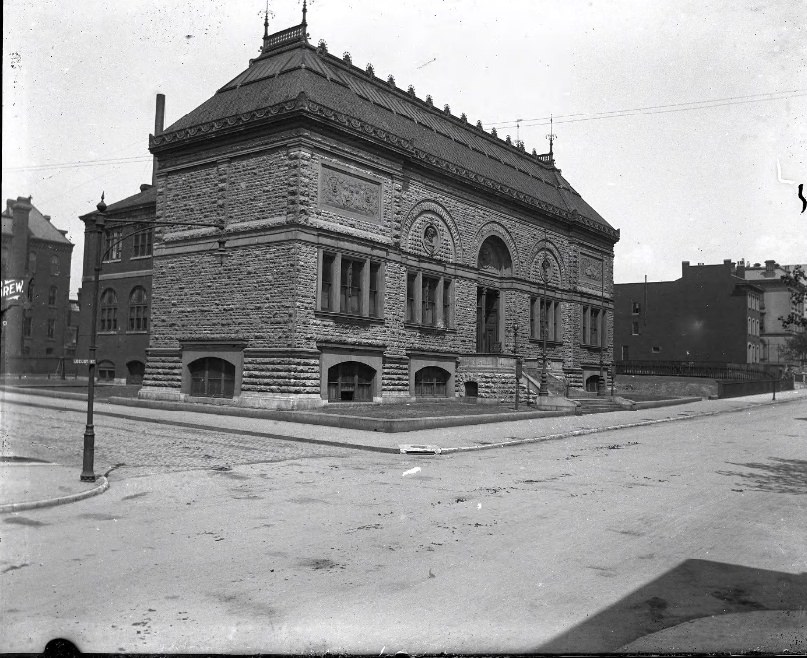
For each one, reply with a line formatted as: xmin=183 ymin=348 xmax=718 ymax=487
xmin=76 ymin=185 xmax=156 ymax=384
xmin=614 ymin=260 xmax=764 ymax=364
xmin=139 ymin=11 xmax=620 ymax=408
xmin=1 ymin=197 xmax=74 ymax=374
xmin=737 ymin=259 xmax=806 ymax=365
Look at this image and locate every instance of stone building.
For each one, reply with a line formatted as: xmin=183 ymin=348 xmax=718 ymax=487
xmin=614 ymin=260 xmax=764 ymax=364
xmin=1 ymin=197 xmax=74 ymax=374
xmin=737 ymin=259 xmax=806 ymax=365
xmin=140 ymin=10 xmax=619 ymax=408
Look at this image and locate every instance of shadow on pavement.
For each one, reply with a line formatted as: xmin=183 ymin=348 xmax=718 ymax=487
xmin=717 ymin=458 xmax=807 ymax=495
xmin=536 ymin=559 xmax=807 ymax=653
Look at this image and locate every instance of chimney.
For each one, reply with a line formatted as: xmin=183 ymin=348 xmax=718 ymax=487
xmin=44 ymin=214 xmax=51 ymax=222
xmin=152 ymin=93 xmax=165 ymax=186
xmin=11 ymin=197 xmax=32 ymax=277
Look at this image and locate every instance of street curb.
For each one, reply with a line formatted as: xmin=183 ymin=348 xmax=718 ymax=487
xmin=0 ymin=476 xmax=109 ymax=514
xmin=106 ymin=395 xmax=577 ymax=432
xmin=0 ymin=385 xmax=89 ymax=401
xmin=440 ymin=394 xmax=807 ymax=453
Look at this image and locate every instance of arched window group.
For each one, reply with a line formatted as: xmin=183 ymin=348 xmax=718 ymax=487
xmin=98 ymin=286 xmax=149 ymax=332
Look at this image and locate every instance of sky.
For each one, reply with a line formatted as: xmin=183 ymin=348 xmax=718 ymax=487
xmin=3 ymin=0 xmax=806 ymax=297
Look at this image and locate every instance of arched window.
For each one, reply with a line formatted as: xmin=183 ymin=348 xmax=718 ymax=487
xmin=415 ymin=366 xmax=450 ymax=397
xmin=128 ymin=286 xmax=148 ymax=331
xmin=189 ymin=357 xmax=235 ymax=398
xmin=327 ymin=361 xmax=375 ymax=402
xmin=126 ymin=360 xmax=145 ymax=385
xmin=27 ymin=281 xmax=35 ymax=302
xmin=48 ymin=286 xmax=58 ymax=306
xmin=100 ymin=288 xmax=118 ymax=332
xmin=477 ymin=235 xmax=512 ymax=276
xmin=50 ymin=255 xmax=60 ymax=275
xmin=97 ymin=360 xmax=116 ymax=382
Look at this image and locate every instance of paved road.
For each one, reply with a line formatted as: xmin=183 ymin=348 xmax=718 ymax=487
xmin=1 ymin=398 xmax=806 ymax=653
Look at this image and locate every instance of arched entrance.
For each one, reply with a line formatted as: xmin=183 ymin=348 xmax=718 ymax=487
xmin=585 ymin=375 xmax=601 ymax=392
xmin=327 ymin=361 xmax=376 ymax=402
xmin=476 ymin=235 xmax=512 ymax=353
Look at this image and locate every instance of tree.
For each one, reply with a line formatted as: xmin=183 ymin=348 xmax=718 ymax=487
xmin=783 ymin=332 xmax=807 ymax=367
xmin=779 ymin=264 xmax=807 ymax=331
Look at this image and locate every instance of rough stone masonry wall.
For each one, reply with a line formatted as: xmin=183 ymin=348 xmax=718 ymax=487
xmin=145 ymin=129 xmax=615 ymax=402
xmin=398 ymin=176 xmax=594 ymax=361
xmin=150 ymin=242 xmax=297 ymax=349
xmin=142 ymin=348 xmax=182 ymax=390
xmin=241 ymin=350 xmax=320 ymax=396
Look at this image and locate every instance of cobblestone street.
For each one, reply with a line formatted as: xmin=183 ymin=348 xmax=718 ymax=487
xmin=1 ymin=402 xmax=354 ymax=476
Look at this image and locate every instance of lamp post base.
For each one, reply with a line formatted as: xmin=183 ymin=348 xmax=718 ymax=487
xmin=81 ymin=428 xmax=96 ymax=482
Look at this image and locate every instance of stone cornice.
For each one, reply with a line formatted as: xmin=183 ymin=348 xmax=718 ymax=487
xmin=150 ymin=93 xmax=619 ymax=243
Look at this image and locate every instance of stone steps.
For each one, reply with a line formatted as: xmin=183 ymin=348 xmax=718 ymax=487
xmin=574 ymin=397 xmax=626 ymax=414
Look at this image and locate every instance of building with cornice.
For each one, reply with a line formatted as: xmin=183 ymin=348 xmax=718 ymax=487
xmin=76 ymin=184 xmax=156 ymax=384
xmin=737 ymin=259 xmax=806 ymax=366
xmin=1 ymin=197 xmax=74 ymax=375
xmin=139 ymin=9 xmax=620 ymax=408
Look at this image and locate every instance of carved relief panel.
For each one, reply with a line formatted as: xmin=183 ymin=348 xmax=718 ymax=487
xmin=579 ymin=253 xmax=605 ymax=291
xmin=318 ymin=164 xmax=382 ymax=223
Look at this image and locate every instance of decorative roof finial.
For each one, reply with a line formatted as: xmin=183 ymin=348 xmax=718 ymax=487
xmin=546 ymin=114 xmax=557 ymax=165
xmin=264 ymin=0 xmax=269 ymax=40
xmin=302 ymin=0 xmax=308 ymax=26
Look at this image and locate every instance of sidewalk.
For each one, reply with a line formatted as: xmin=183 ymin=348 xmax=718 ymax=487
xmin=0 ymin=460 xmax=110 ymax=513
xmin=1 ymin=386 xmax=805 ymax=513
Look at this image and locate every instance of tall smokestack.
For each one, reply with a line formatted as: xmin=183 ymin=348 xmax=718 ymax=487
xmin=152 ymin=93 xmax=165 ymax=186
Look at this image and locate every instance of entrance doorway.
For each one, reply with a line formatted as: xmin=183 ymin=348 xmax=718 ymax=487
xmin=476 ymin=288 xmax=501 ymax=352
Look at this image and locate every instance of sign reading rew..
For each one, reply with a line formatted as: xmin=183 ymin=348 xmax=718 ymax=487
xmin=1 ymin=279 xmax=27 ymax=310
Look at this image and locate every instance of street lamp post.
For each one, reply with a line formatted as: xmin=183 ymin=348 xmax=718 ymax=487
xmin=79 ymin=194 xmax=227 ymax=482
xmin=539 ymin=256 xmax=551 ymax=397
xmin=513 ymin=322 xmax=520 ymax=411
xmin=80 ymin=196 xmax=106 ymax=481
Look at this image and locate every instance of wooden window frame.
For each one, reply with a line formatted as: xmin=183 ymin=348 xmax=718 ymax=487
xmin=317 ymin=249 xmax=384 ymax=320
